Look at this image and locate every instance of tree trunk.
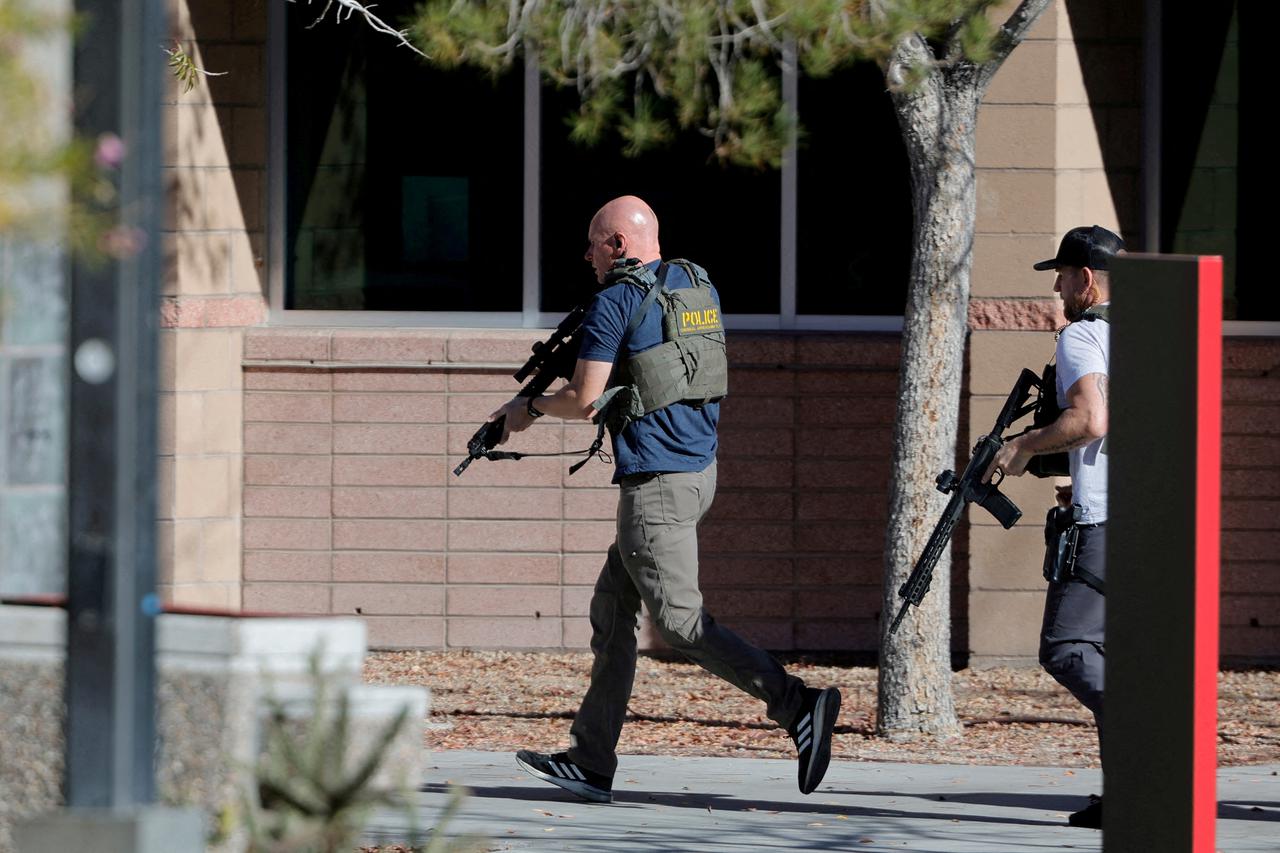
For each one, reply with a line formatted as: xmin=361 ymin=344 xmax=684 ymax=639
xmin=876 ymin=45 xmax=983 ymax=739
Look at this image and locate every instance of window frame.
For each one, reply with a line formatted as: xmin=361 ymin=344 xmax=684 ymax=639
xmin=266 ymin=5 xmax=904 ymax=332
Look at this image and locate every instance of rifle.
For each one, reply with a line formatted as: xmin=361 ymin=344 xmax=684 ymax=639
xmin=451 ymin=305 xmax=586 ymax=477
xmin=888 ymin=368 xmax=1043 ymax=635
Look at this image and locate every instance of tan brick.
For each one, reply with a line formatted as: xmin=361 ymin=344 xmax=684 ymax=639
xmin=717 ymin=427 xmax=795 ymax=458
xmin=244 ymin=391 xmax=330 ymax=423
xmin=229 ymin=229 xmax=266 ymax=296
xmin=334 ymin=424 xmax=447 ymax=455
xmin=333 ymin=519 xmax=445 ymax=551
xmin=968 ymin=590 xmax=1044 ymax=660
xmin=244 ymin=551 xmax=331 ymax=582
xmin=562 ymin=554 xmax=604 ymax=585
xmin=718 ymin=459 xmax=794 ymax=490
xmin=1079 ymin=171 xmax=1124 ymax=233
xmin=332 ymin=371 xmax=447 ymax=392
xmin=244 ymin=368 xmax=330 ymax=391
xmin=167 ymin=584 xmax=239 ymax=612
xmin=452 ymin=456 xmax=564 ymax=488
xmin=332 ymin=455 xmax=445 ymax=486
xmin=202 ymin=519 xmax=242 ymax=583
xmin=968 ymin=526 xmax=1045 ymax=590
xmin=244 ymin=485 xmax=329 ymax=518
xmin=175 ymin=455 xmax=234 ymax=518
xmin=795 ymin=619 xmax=876 ymax=651
xmin=563 ymin=489 xmax=618 ymax=520
xmin=448 ymin=423 xmax=563 ymax=456
xmin=560 ymin=453 xmax=616 ymax=489
xmin=983 ymin=40 xmax=1056 ymax=104
xmin=449 ymin=487 xmax=562 ymax=520
xmin=333 ymin=486 xmax=446 ymax=519
xmin=164 ymin=167 xmax=205 ymax=230
xmin=706 ymin=588 xmax=794 ymax=619
xmin=561 ymin=617 xmax=593 ymax=649
xmin=230 ymin=105 xmax=266 ymax=167
xmin=333 ymin=552 xmax=444 ymax=584
xmin=333 ymin=583 xmax=443 ymax=616
xmin=330 ymin=331 xmax=448 ymax=363
xmin=562 ymin=521 xmax=615 ymax=553
xmin=447 ymin=617 xmax=562 ymax=649
xmin=968 ymin=331 xmax=1055 ymax=395
xmin=244 ymin=330 xmax=330 ymax=361
xmin=703 ymin=556 xmax=796 ymax=587
xmin=244 ymin=455 xmax=330 ymax=486
xmin=976 ymin=170 xmax=1058 ymax=234
xmin=173 ymin=328 xmax=234 ymax=391
xmin=1056 ymin=35 xmax=1090 ymax=106
xmin=699 ymin=522 xmax=794 ymax=553
xmin=976 ymin=105 xmax=1057 ymax=170
xmin=445 ymin=333 xmax=535 ymax=364
xmin=243 ymin=583 xmax=330 ymax=614
xmin=244 ymin=423 xmax=332 ymax=454
xmin=447 ymin=586 xmax=561 ymax=617
xmin=166 ymin=231 xmax=230 ymax=296
xmin=243 ymin=518 xmax=330 ymax=550
xmin=157 ymin=521 xmax=175 ymax=584
xmin=365 ymin=617 xmax=445 ymax=649
xmin=1053 ymin=106 xmax=1107 ymax=170
xmin=972 ymin=233 xmax=1061 ymax=298
xmin=446 ymin=393 xmax=511 ymax=425
xmin=448 ymin=372 xmax=525 ymax=392
xmin=448 ymin=520 xmax=561 ymax=552
xmin=1053 ymin=169 xmax=1084 ymax=232
xmin=201 ymin=390 xmax=243 ymax=454
xmin=562 ymin=586 xmax=594 ymax=617
xmin=172 ymin=519 xmax=202 ymax=584
xmin=333 ymin=393 xmax=445 ymax=423
xmin=447 ymin=553 xmax=560 ymax=585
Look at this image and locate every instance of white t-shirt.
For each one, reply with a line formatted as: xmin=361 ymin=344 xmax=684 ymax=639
xmin=1055 ymin=312 xmax=1109 ymax=524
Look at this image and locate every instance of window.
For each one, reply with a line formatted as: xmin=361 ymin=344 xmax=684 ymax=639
xmin=275 ymin=2 xmax=912 ymax=327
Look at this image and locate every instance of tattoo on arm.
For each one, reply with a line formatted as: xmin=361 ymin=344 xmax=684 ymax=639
xmin=1097 ymin=374 xmax=1109 ymax=403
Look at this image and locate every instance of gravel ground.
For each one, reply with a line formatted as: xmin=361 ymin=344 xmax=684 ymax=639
xmin=364 ymin=650 xmax=1280 ymax=769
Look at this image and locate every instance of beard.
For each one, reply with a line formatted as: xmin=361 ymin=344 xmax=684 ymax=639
xmin=1062 ymin=286 xmax=1097 ymax=322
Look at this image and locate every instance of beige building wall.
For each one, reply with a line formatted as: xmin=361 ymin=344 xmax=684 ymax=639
xmin=968 ymin=0 xmax=1140 ymax=666
xmin=157 ymin=0 xmax=267 ymax=609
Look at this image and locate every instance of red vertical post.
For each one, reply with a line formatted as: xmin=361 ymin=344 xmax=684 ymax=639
xmin=1192 ymin=256 xmax=1222 ymax=851
xmin=1106 ymin=254 xmax=1221 ymax=853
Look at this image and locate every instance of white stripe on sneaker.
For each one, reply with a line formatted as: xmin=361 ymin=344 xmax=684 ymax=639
xmin=797 ymin=733 xmax=812 ymax=752
xmin=568 ymin=764 xmax=586 ymax=781
xmin=552 ymin=762 xmax=572 ymax=779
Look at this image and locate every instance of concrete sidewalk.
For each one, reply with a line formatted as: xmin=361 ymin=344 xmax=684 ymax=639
xmin=364 ymin=751 xmax=1280 ymax=852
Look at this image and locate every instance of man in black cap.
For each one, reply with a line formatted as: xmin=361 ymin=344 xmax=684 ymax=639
xmin=984 ymin=224 xmax=1124 ymax=829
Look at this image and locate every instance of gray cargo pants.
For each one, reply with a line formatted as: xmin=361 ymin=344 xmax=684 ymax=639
xmin=567 ymin=462 xmax=806 ymax=778
xmin=1040 ymin=522 xmax=1106 ymax=768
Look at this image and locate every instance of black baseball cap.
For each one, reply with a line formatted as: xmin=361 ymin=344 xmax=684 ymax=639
xmin=1033 ymin=225 xmax=1126 ymax=271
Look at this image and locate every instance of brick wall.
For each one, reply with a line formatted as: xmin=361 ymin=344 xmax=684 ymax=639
xmin=157 ymin=0 xmax=268 ymax=609
xmin=240 ymin=329 xmax=903 ymax=651
xmin=1221 ymin=339 xmax=1280 ymax=664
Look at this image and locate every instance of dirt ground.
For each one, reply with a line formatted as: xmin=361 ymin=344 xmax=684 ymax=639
xmin=364 ymin=649 xmax=1280 ymax=768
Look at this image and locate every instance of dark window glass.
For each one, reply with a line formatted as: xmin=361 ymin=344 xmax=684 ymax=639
xmin=539 ymin=87 xmax=782 ymax=315
xmin=796 ymin=64 xmax=911 ymax=315
xmin=285 ymin=3 xmax=523 ymax=311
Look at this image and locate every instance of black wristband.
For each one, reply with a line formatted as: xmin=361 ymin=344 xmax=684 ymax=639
xmin=526 ymin=397 xmax=545 ymax=419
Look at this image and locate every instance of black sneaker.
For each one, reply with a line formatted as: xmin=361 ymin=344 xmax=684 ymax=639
xmin=1068 ymin=795 xmax=1102 ymax=829
xmin=515 ymin=749 xmax=613 ymax=803
xmin=789 ymin=687 xmax=841 ymax=795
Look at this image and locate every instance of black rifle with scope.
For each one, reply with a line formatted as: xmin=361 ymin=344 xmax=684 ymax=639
xmin=888 ymin=368 xmax=1046 ymax=635
xmin=451 ymin=305 xmax=586 ymax=477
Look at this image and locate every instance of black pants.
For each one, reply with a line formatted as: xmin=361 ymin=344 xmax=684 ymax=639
xmin=1040 ymin=523 xmax=1106 ymax=768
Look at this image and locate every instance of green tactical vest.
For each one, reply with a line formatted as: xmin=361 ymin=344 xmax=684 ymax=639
xmin=592 ymin=259 xmax=729 ymax=434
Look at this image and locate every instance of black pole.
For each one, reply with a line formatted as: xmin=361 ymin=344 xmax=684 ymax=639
xmin=65 ymin=0 xmax=164 ymax=808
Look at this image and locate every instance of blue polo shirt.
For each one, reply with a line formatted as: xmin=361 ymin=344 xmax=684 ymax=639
xmin=578 ymin=260 xmax=720 ymax=482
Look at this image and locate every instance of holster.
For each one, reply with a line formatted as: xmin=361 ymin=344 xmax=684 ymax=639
xmin=1042 ymin=505 xmax=1082 ymax=584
